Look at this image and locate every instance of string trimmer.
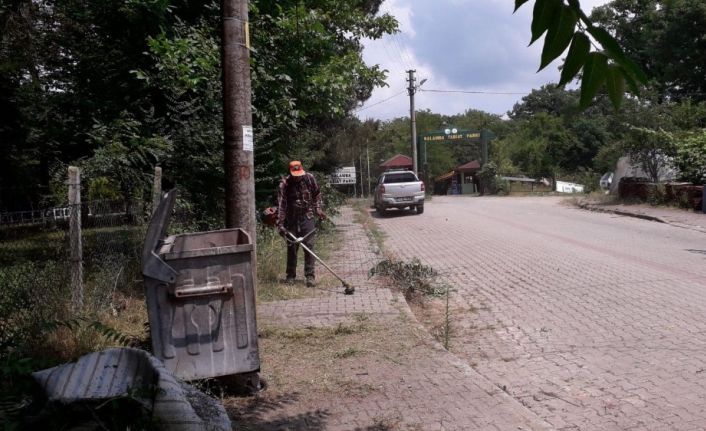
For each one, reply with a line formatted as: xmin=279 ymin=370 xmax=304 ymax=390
xmin=283 ymin=228 xmax=355 ymax=295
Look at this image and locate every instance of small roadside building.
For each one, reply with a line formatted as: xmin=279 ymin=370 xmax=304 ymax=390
xmin=379 ymin=154 xmax=413 ymax=171
xmin=434 ymin=160 xmax=481 ymax=195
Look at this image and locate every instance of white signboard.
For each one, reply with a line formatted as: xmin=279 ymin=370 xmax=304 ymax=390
xmin=242 ymin=126 xmax=253 ymax=152
xmin=555 ymin=181 xmax=585 ymax=193
xmin=330 ymin=167 xmax=356 ymax=185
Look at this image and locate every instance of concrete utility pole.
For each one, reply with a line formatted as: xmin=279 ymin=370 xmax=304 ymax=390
xmin=222 ymin=0 xmax=255 ymax=236
xmin=366 ymin=143 xmax=371 ymax=197
xmin=407 ymin=70 xmax=418 ymax=175
xmin=152 ymin=166 xmax=162 ymax=215
xmin=353 ymin=159 xmax=357 ymax=198
xmin=360 ymin=153 xmax=365 ymax=198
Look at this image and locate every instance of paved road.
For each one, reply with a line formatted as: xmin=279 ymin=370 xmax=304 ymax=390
xmin=251 ymin=206 xmax=548 ymax=430
xmin=375 ymin=196 xmax=706 ymax=430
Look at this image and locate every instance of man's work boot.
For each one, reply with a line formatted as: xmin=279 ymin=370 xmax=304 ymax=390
xmin=306 ymin=276 xmax=316 ymax=288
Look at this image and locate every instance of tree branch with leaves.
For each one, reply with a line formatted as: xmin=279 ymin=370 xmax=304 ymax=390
xmin=515 ymin=0 xmax=648 ymax=109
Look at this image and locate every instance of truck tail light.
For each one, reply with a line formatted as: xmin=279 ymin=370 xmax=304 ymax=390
xmin=380 ymin=185 xmax=385 ymax=194
xmin=420 ymin=182 xmax=425 ymax=192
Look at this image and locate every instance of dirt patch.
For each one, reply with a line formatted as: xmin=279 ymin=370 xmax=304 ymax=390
xmin=223 ymin=312 xmax=429 ymax=430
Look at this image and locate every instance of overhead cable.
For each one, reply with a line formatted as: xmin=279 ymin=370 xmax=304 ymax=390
xmin=354 ymin=90 xmax=407 ymax=113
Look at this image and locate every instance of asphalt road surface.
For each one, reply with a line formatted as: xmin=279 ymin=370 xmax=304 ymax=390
xmin=375 ymin=196 xmax=706 ymax=430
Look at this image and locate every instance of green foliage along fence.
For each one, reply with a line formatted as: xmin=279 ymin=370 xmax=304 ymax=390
xmin=0 ymin=198 xmax=148 ymax=358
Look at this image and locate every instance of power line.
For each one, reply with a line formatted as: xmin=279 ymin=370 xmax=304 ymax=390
xmin=420 ymin=89 xmax=529 ymax=95
xmin=391 ymin=32 xmax=415 ymax=70
xmin=381 ymin=37 xmax=409 ymax=72
xmin=354 ymin=89 xmax=407 ymax=113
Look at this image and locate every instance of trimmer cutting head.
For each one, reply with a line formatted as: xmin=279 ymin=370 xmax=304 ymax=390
xmin=343 ymin=282 xmax=355 ymax=295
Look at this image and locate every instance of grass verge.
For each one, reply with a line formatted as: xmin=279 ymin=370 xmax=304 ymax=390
xmin=256 ymin=219 xmax=342 ymax=302
xmin=351 ymin=199 xmax=385 ymax=253
xmin=224 ymin=312 xmax=430 ymax=429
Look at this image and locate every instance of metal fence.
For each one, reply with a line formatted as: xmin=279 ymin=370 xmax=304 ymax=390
xmin=0 ymin=167 xmax=159 ymax=352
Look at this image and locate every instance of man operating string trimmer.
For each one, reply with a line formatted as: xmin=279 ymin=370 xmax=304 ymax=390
xmin=270 ymin=161 xmax=354 ymax=295
xmin=276 ymin=160 xmax=327 ymax=287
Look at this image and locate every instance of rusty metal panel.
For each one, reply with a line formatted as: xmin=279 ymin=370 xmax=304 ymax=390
xmin=143 ymin=191 xmax=259 ymax=381
xmin=32 ymin=348 xmax=231 ymax=431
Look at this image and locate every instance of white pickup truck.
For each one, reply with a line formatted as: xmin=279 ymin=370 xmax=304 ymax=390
xmin=373 ymin=169 xmax=425 ymax=215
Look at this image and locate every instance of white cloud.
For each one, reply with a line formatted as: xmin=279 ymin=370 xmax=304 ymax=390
xmin=358 ymin=0 xmax=611 ymax=120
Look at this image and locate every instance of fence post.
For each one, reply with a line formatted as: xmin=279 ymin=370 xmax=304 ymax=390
xmin=152 ymin=166 xmax=163 ymax=214
xmin=68 ymin=166 xmax=83 ymax=310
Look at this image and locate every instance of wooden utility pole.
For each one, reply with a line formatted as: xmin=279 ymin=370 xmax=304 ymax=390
xmin=68 ymin=166 xmax=83 ymax=310
xmin=407 ymin=70 xmax=418 ymax=175
xmin=222 ymin=0 xmax=255 ymax=236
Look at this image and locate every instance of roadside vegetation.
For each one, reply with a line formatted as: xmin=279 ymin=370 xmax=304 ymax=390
xmin=256 ymin=218 xmax=342 ymax=302
xmin=351 ymin=199 xmax=457 ymax=350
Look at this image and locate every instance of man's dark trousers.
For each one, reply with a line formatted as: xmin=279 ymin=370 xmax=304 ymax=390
xmin=286 ymin=217 xmax=316 ymax=279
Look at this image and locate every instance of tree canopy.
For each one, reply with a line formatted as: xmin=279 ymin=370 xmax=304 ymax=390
xmin=591 ymin=0 xmax=706 ymax=102
xmin=0 ymin=0 xmax=397 ymax=213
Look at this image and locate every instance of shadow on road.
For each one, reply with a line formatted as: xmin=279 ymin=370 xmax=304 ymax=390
xmin=369 ymin=208 xmax=418 ymax=219
xmin=227 ymin=392 xmax=331 ymax=431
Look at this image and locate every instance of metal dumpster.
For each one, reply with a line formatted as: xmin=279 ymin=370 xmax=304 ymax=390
xmin=142 ymin=190 xmax=259 ymax=380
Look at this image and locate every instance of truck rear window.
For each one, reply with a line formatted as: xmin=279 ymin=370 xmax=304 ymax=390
xmin=384 ymin=173 xmax=417 ymax=183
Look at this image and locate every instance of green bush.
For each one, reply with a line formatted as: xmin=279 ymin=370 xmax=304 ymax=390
xmin=647 ymin=184 xmax=668 ymax=206
xmin=575 ymin=168 xmax=601 ymax=193
xmin=674 ymin=131 xmax=706 ymax=184
xmin=495 ymin=177 xmax=510 ymax=196
xmin=478 ymin=162 xmax=501 ymax=195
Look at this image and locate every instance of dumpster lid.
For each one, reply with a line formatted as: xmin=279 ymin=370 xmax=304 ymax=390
xmin=142 ymin=189 xmax=178 ymax=283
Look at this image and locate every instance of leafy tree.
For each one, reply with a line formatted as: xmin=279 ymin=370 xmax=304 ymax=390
xmin=591 ymin=0 xmax=706 ymax=102
xmin=0 ymin=1 xmax=397 ymax=214
xmin=621 ymin=126 xmax=675 ymax=183
xmin=674 ymin=132 xmax=706 ymax=184
xmin=1 ymin=0 xmax=177 ymax=210
xmin=248 ymin=1 xmax=395 ymax=186
xmin=509 ymin=85 xmax=579 ymax=120
xmin=502 ymin=113 xmax=579 ymax=178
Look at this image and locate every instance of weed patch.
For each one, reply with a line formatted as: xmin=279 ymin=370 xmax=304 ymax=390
xmin=369 ymin=258 xmax=444 ymax=302
xmin=334 ymin=347 xmax=360 ymax=359
xmin=258 ymin=321 xmax=370 ymax=342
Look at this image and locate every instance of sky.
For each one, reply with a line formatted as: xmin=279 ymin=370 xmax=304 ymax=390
xmin=356 ymin=0 xmax=610 ymax=121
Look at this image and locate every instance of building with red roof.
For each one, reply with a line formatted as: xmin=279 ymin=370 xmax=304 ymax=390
xmin=379 ymin=154 xmax=413 ymax=171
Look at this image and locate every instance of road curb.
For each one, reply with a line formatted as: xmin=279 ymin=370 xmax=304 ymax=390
xmin=390 ymin=290 xmax=553 ymax=430
xmin=577 ymin=202 xmax=706 ymax=234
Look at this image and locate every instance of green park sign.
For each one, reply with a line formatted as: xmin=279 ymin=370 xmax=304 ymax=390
xmin=417 ymin=128 xmax=493 ymax=169
xmin=421 ymin=129 xmax=481 ymax=142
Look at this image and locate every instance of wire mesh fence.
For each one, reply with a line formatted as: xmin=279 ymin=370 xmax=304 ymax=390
xmin=0 ymin=196 xmax=152 ymax=351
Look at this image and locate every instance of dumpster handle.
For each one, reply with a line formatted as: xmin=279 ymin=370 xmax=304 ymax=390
xmin=173 ymin=283 xmax=233 ymax=298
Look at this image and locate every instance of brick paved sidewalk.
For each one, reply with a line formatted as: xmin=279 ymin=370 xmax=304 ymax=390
xmin=579 ymin=200 xmax=706 ymax=234
xmin=234 ymin=205 xmax=549 ymax=431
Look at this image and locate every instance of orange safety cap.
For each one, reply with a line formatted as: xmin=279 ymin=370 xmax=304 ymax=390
xmin=289 ymin=160 xmax=306 ymax=176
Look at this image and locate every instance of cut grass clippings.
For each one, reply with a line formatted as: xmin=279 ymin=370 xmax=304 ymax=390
xmin=225 ymin=312 xmax=431 ymax=429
